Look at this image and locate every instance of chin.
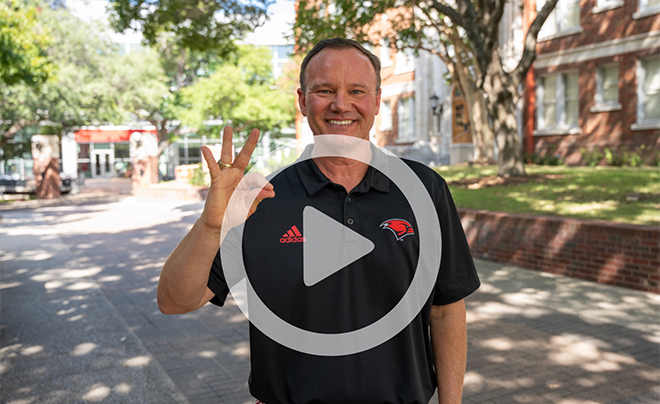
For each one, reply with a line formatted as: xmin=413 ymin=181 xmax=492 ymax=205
xmin=312 ymin=134 xmax=371 ymax=159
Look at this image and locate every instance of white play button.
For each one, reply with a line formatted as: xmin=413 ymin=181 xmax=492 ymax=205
xmin=302 ymin=206 xmax=375 ymax=287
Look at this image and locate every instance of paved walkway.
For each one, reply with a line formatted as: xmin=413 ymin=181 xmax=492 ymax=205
xmin=1 ymin=195 xmax=658 ymax=404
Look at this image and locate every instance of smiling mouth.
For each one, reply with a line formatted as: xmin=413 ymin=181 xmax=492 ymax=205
xmin=327 ymin=119 xmax=354 ymax=126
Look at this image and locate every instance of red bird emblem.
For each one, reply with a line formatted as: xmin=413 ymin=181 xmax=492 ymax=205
xmin=380 ymin=219 xmax=415 ymax=241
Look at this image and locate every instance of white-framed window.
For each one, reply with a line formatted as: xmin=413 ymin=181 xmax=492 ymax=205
xmin=634 ymin=0 xmax=660 ymax=18
xmin=592 ymin=64 xmax=621 ymax=111
xmin=379 ymin=100 xmax=393 ymax=131
xmin=536 ymin=71 xmax=580 ymax=132
xmin=593 ymin=0 xmax=624 ymax=13
xmin=394 ymin=48 xmax=415 ymax=74
xmin=397 ymin=96 xmax=415 ymax=141
xmin=637 ymin=56 xmax=660 ymax=123
xmin=538 ymin=0 xmax=581 ymax=39
xmin=380 ymin=38 xmax=392 ymax=68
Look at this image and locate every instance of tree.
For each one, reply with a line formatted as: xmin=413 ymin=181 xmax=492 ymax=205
xmin=0 ymin=0 xmax=52 ymax=86
xmin=179 ymin=45 xmax=295 ymax=135
xmin=295 ymin=0 xmax=559 ymax=177
xmin=1 ymin=5 xmax=124 ymax=197
xmin=108 ymin=0 xmax=270 ymax=54
xmin=1 ymin=5 xmax=122 ymax=147
xmin=107 ymin=0 xmax=278 ymax=156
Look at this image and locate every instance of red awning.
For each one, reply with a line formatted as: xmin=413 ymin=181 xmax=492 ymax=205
xmin=74 ymin=129 xmax=157 ymax=143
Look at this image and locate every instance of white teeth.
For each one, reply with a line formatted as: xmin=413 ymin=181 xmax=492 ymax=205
xmin=328 ymin=120 xmax=353 ymax=126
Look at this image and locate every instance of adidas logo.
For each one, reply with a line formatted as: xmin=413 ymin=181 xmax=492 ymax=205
xmin=280 ymin=225 xmax=306 ymax=243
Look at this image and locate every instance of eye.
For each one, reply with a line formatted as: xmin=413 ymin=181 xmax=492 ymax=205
xmin=317 ymin=89 xmax=331 ymax=94
xmin=351 ymin=90 xmax=364 ymax=95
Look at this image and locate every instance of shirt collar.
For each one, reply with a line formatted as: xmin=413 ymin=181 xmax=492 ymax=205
xmin=295 ymin=142 xmax=391 ymax=196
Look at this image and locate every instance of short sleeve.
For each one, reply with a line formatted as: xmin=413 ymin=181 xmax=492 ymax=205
xmin=431 ymin=176 xmax=480 ymax=305
xmin=207 ymin=248 xmax=230 ymax=306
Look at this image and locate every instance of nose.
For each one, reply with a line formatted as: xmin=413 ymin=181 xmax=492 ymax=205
xmin=330 ymin=92 xmax=351 ymax=113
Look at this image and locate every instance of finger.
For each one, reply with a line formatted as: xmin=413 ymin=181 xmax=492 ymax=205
xmin=241 ymin=172 xmax=274 ymax=191
xmin=220 ymin=126 xmax=234 ymax=165
xmin=233 ymin=128 xmax=260 ymax=170
xmin=246 ymin=188 xmax=275 ymax=218
xmin=201 ymin=145 xmax=221 ymax=179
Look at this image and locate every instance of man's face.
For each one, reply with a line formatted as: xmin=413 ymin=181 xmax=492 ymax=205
xmin=298 ymin=48 xmax=381 ymax=140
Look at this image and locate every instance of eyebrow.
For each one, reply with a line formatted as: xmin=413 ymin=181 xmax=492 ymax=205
xmin=308 ymin=82 xmax=372 ymax=91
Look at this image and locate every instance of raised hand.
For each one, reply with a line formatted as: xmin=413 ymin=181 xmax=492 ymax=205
xmin=198 ymin=126 xmax=275 ymax=234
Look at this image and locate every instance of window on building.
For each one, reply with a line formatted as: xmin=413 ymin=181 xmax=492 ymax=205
xmin=178 ymin=142 xmax=202 ymax=165
xmin=274 ymin=45 xmax=293 ymax=59
xmin=638 ymin=56 xmax=660 ymax=122
xmin=538 ymin=0 xmax=581 ymax=38
xmin=397 ymin=97 xmax=415 ymax=141
xmin=380 ymin=38 xmax=392 ymax=67
xmin=565 ymin=73 xmax=579 ymax=126
xmin=595 ymin=0 xmax=624 ymax=9
xmin=537 ymin=71 xmax=580 ymax=131
xmin=380 ymin=100 xmax=393 ymax=131
xmin=634 ymin=0 xmax=660 ymax=18
xmin=395 ymin=48 xmax=415 ymax=73
xmin=641 ymin=0 xmax=660 ymax=10
xmin=595 ymin=64 xmax=620 ymax=108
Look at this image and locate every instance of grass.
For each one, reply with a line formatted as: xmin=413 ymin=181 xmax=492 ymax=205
xmin=433 ymin=164 xmax=660 ymax=226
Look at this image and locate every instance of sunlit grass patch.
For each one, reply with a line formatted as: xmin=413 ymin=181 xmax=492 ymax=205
xmin=434 ymin=164 xmax=660 ymax=226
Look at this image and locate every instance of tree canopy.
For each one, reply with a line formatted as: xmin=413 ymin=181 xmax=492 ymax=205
xmin=1 ymin=4 xmax=124 ymax=158
xmin=108 ymin=0 xmax=271 ymax=54
xmin=179 ymin=45 xmax=295 ymax=135
xmin=0 ymin=0 xmax=53 ymax=86
xmin=295 ymin=0 xmax=559 ymax=177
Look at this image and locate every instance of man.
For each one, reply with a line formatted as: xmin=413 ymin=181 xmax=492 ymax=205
xmin=158 ymin=38 xmax=479 ymax=404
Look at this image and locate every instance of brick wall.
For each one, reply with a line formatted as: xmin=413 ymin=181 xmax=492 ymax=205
xmin=536 ymin=0 xmax=660 ymax=54
xmin=523 ymin=0 xmax=660 ymax=164
xmin=531 ymin=48 xmax=660 ymax=164
xmin=458 ymin=208 xmax=660 ymax=293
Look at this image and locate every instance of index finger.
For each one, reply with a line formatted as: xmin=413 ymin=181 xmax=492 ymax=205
xmin=232 ymin=128 xmax=261 ymax=170
xmin=201 ymin=145 xmax=222 ymax=180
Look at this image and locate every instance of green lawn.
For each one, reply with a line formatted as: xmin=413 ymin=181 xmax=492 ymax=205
xmin=433 ymin=165 xmax=660 ymax=226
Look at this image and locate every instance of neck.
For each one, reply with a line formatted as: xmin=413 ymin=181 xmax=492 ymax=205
xmin=310 ymin=136 xmax=372 ymax=193
xmin=313 ymin=156 xmax=370 ymax=192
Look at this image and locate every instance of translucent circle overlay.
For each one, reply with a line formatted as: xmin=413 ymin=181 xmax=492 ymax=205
xmin=220 ymin=135 xmax=442 ymax=356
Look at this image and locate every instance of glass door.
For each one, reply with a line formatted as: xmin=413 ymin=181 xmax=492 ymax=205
xmin=91 ymin=149 xmax=115 ymax=178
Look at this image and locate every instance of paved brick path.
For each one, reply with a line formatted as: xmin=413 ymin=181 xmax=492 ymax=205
xmin=1 ymin=195 xmax=658 ymax=403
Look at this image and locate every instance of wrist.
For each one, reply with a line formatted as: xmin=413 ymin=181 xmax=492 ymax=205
xmin=196 ymin=218 xmax=222 ymax=238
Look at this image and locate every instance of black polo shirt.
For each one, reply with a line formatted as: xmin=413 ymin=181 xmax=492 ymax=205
xmin=207 ymin=145 xmax=480 ymax=404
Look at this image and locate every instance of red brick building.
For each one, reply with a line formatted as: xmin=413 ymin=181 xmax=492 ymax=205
xmin=524 ymin=0 xmax=660 ymax=164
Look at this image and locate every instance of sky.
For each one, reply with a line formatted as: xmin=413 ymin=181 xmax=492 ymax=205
xmin=65 ymin=0 xmax=296 ymax=46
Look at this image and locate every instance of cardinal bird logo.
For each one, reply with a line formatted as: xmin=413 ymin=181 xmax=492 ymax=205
xmin=380 ymin=219 xmax=415 ymax=241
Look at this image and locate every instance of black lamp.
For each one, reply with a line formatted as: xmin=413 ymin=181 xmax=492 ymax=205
xmin=430 ymin=93 xmax=442 ymax=116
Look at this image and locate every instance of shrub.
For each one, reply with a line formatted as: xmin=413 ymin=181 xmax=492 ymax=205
xmin=189 ymin=164 xmax=209 ymax=186
xmin=628 ymin=152 xmax=642 ymax=167
xmin=604 ymin=148 xmax=626 ymax=166
xmin=580 ymin=147 xmax=604 ymax=167
xmin=525 ymin=145 xmax=564 ymax=166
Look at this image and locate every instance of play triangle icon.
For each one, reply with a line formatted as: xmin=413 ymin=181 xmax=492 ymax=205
xmin=302 ymin=206 xmax=375 ymax=287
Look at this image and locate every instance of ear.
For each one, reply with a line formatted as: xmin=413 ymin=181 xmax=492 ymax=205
xmin=297 ymin=88 xmax=308 ymax=116
xmin=375 ymin=88 xmax=382 ymax=115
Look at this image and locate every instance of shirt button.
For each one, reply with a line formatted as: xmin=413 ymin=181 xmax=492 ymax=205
xmin=347 ymin=218 xmax=354 ymax=225
xmin=346 ymin=197 xmax=352 ymax=204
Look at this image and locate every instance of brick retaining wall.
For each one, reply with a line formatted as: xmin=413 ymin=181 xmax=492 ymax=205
xmin=458 ymin=209 xmax=660 ymax=294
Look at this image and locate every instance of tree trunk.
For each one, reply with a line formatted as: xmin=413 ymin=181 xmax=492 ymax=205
xmin=461 ymin=85 xmax=495 ymax=163
xmin=34 ymin=158 xmax=61 ymax=199
xmin=490 ymin=89 xmax=525 ymax=177
xmin=450 ymin=51 xmax=496 ymax=164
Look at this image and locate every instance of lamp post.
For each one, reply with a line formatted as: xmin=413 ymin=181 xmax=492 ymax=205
xmin=430 ymin=93 xmax=442 ymax=130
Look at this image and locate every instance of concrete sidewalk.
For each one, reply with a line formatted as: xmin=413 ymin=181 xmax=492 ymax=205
xmin=1 ymin=196 xmax=658 ymax=404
